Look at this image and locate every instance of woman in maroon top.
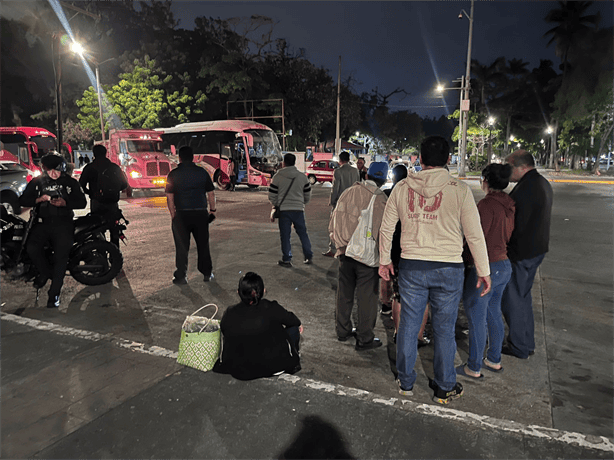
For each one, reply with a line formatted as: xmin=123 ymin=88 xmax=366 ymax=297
xmin=457 ymin=164 xmax=515 ymax=379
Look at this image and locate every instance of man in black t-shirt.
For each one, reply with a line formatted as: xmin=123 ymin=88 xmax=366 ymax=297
xmin=165 ymin=146 xmax=217 ymax=285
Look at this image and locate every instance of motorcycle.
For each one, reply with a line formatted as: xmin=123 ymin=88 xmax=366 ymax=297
xmin=0 ymin=206 xmax=129 ymax=286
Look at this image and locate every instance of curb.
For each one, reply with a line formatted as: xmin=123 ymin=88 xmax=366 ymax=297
xmin=2 ymin=311 xmax=613 ymax=454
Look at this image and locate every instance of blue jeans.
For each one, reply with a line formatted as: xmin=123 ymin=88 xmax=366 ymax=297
xmin=278 ymin=211 xmax=313 ymax=262
xmin=501 ymin=254 xmax=545 ymax=358
xmin=463 ymin=260 xmax=512 ymax=372
xmin=397 ymin=264 xmax=464 ymax=391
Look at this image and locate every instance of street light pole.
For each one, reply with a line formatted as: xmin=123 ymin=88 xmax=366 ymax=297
xmin=54 ymin=33 xmax=64 ymax=156
xmin=459 ymin=0 xmax=474 ymax=178
xmin=95 ymin=64 xmax=105 ymax=143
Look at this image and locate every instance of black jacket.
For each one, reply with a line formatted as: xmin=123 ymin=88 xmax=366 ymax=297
xmin=213 ymin=299 xmax=301 ymax=380
xmin=507 ymin=169 xmax=553 ymax=262
xmin=19 ymin=174 xmax=86 ymax=219
xmin=79 ymin=158 xmax=128 ymax=204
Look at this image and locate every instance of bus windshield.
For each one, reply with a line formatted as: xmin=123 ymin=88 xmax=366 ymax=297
xmin=31 ymin=136 xmax=59 ymax=161
xmin=126 ymin=140 xmax=163 ymax=153
xmin=246 ymin=129 xmax=283 ymax=165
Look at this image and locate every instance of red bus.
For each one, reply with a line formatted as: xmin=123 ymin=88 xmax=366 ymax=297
xmin=156 ymin=120 xmax=283 ymax=189
xmin=0 ymin=127 xmax=72 ymax=177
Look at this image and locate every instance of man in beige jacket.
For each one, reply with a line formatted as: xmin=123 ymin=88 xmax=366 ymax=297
xmin=330 ymin=162 xmax=388 ymax=351
xmin=379 ymin=136 xmax=491 ymax=404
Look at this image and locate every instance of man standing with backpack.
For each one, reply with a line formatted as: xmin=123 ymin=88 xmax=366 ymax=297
xmin=79 ymin=145 xmax=128 ymax=247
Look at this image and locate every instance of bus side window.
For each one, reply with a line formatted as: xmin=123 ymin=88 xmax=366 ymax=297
xmin=19 ymin=146 xmax=29 ymax=164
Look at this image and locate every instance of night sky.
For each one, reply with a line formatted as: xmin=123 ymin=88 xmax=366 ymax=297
xmin=171 ymin=1 xmax=614 ymax=118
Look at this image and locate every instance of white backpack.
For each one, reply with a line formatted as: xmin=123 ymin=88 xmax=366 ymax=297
xmin=345 ymin=193 xmax=379 ymax=267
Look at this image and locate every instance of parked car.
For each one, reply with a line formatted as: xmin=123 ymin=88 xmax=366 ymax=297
xmin=0 ymin=161 xmax=31 ymax=214
xmin=306 ymin=159 xmax=339 ymax=184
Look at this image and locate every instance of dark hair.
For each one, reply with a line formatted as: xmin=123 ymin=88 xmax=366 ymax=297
xmin=481 ymin=163 xmax=512 ymax=190
xmin=283 ymin=153 xmax=296 ymax=166
xmin=92 ymin=144 xmax=107 ymax=158
xmin=420 ymin=136 xmax=450 ymax=167
xmin=339 ymin=151 xmax=350 ymax=163
xmin=391 ymin=164 xmax=408 ymax=186
xmin=238 ymin=272 xmax=265 ymax=305
xmin=506 ymin=149 xmax=535 ymax=168
xmin=178 ymin=146 xmax=194 ymax=162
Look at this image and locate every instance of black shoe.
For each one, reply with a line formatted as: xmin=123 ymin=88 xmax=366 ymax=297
xmin=355 ymin=337 xmax=382 ymax=351
xmin=322 ymin=250 xmax=334 ymax=257
xmin=429 ymin=379 xmax=463 ymax=405
xmin=278 ymin=260 xmax=292 ymax=268
xmin=338 ymin=330 xmax=357 ymax=342
xmin=303 ymin=258 xmax=313 ymax=265
xmin=46 ymin=295 xmax=60 ymax=309
xmin=501 ymin=345 xmax=529 ymax=359
xmin=381 ymin=304 xmax=392 ymax=316
xmin=33 ymin=274 xmax=49 ymax=290
xmin=172 ymin=277 xmax=188 ymax=285
xmin=204 ymin=273 xmax=214 ymax=282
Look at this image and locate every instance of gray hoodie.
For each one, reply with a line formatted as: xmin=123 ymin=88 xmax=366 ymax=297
xmin=268 ymin=165 xmax=312 ymax=211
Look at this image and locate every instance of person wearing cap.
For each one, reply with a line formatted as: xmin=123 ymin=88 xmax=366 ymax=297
xmin=19 ymin=153 xmax=87 ymax=308
xmin=329 ymin=161 xmax=388 ymax=351
xmin=379 ymin=136 xmax=491 ymax=404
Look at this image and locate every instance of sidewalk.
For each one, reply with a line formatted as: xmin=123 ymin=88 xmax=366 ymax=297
xmin=2 ymin=315 xmax=612 ymax=459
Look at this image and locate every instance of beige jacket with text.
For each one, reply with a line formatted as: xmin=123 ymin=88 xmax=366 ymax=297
xmin=379 ymin=168 xmax=490 ymax=277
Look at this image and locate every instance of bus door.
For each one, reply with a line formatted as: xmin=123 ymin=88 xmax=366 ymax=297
xmin=234 ymin=140 xmax=248 ymax=184
xmin=242 ymin=133 xmax=262 ymax=186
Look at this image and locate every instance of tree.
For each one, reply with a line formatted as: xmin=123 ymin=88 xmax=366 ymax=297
xmin=76 ymin=57 xmax=196 ymax=135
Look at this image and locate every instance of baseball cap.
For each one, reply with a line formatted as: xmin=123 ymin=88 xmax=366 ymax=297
xmin=367 ymin=162 xmax=389 ymax=183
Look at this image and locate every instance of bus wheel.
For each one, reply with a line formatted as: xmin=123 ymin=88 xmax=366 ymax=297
xmin=308 ymin=175 xmax=317 ymax=185
xmin=125 ymin=186 xmax=133 ymax=198
xmin=215 ymin=171 xmax=230 ymax=190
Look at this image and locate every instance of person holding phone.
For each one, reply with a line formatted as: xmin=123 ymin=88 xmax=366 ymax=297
xmin=19 ymin=154 xmax=87 ymax=308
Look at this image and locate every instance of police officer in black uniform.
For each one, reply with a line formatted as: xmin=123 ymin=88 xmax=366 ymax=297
xmin=19 ymin=154 xmax=87 ymax=308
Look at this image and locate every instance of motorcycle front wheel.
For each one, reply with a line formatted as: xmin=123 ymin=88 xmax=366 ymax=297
xmin=69 ymin=240 xmax=123 ymax=286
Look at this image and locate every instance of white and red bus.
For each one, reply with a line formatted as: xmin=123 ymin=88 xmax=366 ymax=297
xmin=0 ymin=127 xmax=73 ymax=177
xmin=156 ymin=120 xmax=283 ymax=189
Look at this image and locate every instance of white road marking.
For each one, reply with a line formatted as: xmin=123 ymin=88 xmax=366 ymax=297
xmin=2 ymin=311 xmax=612 ymax=453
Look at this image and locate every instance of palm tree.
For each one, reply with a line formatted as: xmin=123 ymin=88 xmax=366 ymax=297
xmin=544 ymin=1 xmax=601 ymax=170
xmin=470 ymin=57 xmax=506 ymax=114
xmin=544 ymin=1 xmax=601 ymax=77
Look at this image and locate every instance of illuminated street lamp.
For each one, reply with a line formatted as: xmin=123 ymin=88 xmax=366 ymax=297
xmin=71 ymin=42 xmax=114 ymax=142
xmin=436 ymin=77 xmax=466 ymax=166
xmin=487 ymin=116 xmax=496 ymax=164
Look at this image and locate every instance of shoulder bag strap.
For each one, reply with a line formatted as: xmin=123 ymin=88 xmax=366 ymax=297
xmin=278 ymin=177 xmax=296 ymax=207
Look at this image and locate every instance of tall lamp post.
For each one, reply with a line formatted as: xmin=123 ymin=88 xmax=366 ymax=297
xmin=487 ymin=116 xmax=496 ymax=164
xmin=71 ymin=42 xmax=114 ymax=142
xmin=458 ymin=0 xmax=475 ymax=178
xmin=436 ymin=77 xmax=465 ymax=164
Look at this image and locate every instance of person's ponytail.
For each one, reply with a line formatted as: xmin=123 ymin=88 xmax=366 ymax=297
xmin=238 ymin=272 xmax=265 ymax=306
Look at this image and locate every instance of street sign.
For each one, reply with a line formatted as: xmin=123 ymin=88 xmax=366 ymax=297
xmin=461 ymin=99 xmax=470 ymax=112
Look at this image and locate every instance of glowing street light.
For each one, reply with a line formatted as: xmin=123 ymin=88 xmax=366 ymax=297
xmin=486 ymin=116 xmax=496 ymax=164
xmin=457 ymin=0 xmax=475 ymax=178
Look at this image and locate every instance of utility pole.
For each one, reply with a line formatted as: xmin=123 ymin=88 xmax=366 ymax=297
xmin=54 ymin=33 xmax=64 ymax=157
xmin=459 ymin=0 xmax=474 ymax=178
xmin=335 ymin=56 xmax=341 ymax=157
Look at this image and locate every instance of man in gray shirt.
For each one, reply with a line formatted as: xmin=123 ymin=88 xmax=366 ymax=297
xmin=323 ymin=151 xmax=360 ymax=257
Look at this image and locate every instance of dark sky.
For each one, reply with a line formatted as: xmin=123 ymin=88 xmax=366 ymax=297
xmin=171 ymin=1 xmax=613 ymax=118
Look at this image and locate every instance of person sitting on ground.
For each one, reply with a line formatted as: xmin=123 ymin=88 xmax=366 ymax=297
xmin=458 ymin=164 xmax=515 ymax=379
xmin=213 ymin=272 xmax=303 ymax=380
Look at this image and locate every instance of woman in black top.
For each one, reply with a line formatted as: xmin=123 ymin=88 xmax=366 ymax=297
xmin=213 ymin=272 xmax=302 ymax=380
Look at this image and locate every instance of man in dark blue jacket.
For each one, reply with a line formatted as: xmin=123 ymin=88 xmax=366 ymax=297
xmin=165 ymin=146 xmax=216 ymax=285
xmin=501 ymin=149 xmax=553 ymax=359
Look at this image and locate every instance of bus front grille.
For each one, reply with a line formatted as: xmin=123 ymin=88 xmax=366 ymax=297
xmin=159 ymin=162 xmax=170 ymax=175
xmin=146 ymin=162 xmax=158 ymax=176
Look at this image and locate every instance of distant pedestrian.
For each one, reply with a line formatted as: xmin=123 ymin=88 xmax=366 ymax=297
xmin=330 ymin=162 xmax=388 ymax=351
xmin=165 ymin=145 xmax=217 ymax=285
xmin=79 ymin=145 xmax=128 ymax=247
xmin=78 ymin=155 xmax=84 ymax=168
xmin=356 ymin=157 xmax=368 ymax=181
xmin=83 ymin=155 xmax=90 ymax=165
xmin=268 ymin=153 xmax=313 ymax=267
xmin=379 ymin=136 xmax=491 ymax=404
xmin=213 ymin=272 xmax=302 ymax=380
xmin=501 ymin=149 xmax=553 ymax=359
xmin=458 ymin=164 xmax=515 ymax=380
xmin=227 ymin=157 xmax=237 ymax=191
xmin=323 ymin=150 xmax=360 ymax=257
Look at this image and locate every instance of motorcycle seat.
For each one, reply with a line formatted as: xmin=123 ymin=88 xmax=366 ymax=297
xmin=74 ymin=214 xmax=104 ymax=234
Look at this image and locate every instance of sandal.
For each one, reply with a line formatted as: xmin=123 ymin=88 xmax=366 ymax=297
xmin=483 ymin=358 xmax=504 ymax=373
xmin=455 ymin=364 xmax=484 ymax=380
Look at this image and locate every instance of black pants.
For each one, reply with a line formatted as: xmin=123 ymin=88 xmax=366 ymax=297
xmin=91 ymin=200 xmax=120 ymax=247
xmin=336 ymin=254 xmax=379 ymax=344
xmin=172 ymin=210 xmax=212 ymax=279
xmin=26 ymin=219 xmax=74 ymax=298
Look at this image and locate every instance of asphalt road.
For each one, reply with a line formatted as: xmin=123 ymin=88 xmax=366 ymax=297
xmin=2 ymin=176 xmax=613 ymax=444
